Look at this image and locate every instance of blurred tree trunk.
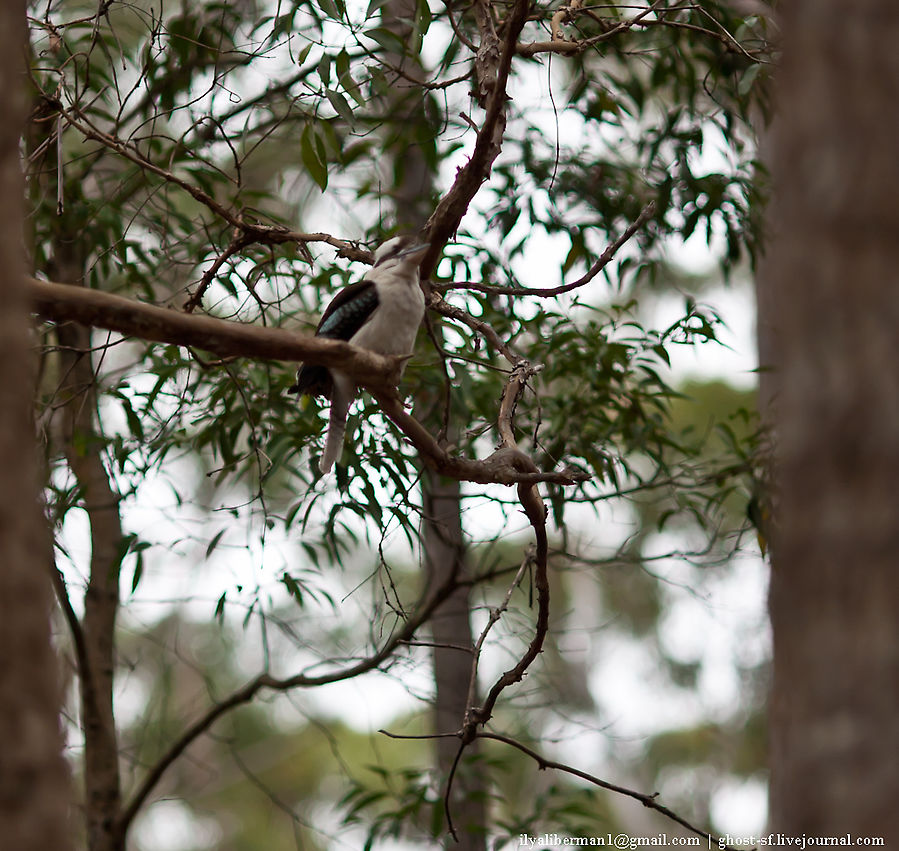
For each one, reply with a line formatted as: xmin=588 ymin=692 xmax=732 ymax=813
xmin=422 ymin=475 xmax=486 ymax=848
xmin=379 ymin=1 xmax=486 ymax=844
xmin=39 ymin=128 xmax=124 ymax=851
xmin=0 ymin=1 xmax=73 ymax=846
xmin=764 ymin=0 xmax=899 ymax=841
xmin=23 ymin=35 xmax=125 ymax=851
xmin=49 ymin=245 xmax=125 ymax=851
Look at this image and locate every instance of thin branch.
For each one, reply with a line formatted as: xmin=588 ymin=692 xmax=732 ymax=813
xmin=463 ymin=545 xmax=535 ymax=719
xmin=444 ymin=0 xmax=478 ymax=52
xmin=379 ymin=725 xmax=742 ymax=847
xmin=517 ymin=3 xmax=774 ymax=61
xmin=183 ymin=230 xmax=254 ymax=313
xmin=371 ymin=389 xmax=587 ymax=486
xmin=117 ymin=565 xmax=465 ymax=836
xmin=427 ymin=292 xmax=523 ymax=366
xmin=56 ymin=104 xmax=371 ymax=262
xmin=462 ymin=366 xmax=550 ymax=734
xmin=47 ymin=558 xmax=93 ymax=708
xmin=443 ymin=741 xmax=468 ymax=841
xmin=496 ymin=360 xmax=541 ymax=449
xmin=478 ymin=732 xmax=748 ymax=851
xmin=436 ymin=202 xmax=656 ymax=298
xmin=440 ymin=362 xmax=552 ymax=834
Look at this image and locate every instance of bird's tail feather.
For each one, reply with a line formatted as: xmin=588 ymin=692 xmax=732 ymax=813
xmin=319 ymin=375 xmax=353 ymax=474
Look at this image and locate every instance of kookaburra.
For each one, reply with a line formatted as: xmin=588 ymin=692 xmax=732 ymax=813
xmin=288 ymin=236 xmax=429 ymax=473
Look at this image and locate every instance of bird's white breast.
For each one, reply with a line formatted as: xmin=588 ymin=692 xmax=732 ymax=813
xmin=351 ymin=269 xmax=425 ymax=357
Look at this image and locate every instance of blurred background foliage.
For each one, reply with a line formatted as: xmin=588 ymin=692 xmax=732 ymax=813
xmin=28 ymin=0 xmax=775 ymax=847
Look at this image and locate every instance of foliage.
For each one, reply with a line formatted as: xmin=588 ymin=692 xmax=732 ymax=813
xmin=26 ymin=0 xmax=775 ymax=847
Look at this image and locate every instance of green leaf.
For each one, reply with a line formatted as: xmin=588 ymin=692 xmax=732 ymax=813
xmin=317 ymin=53 xmax=331 ymax=87
xmin=130 ymin=551 xmax=144 ymax=593
xmin=738 ymin=62 xmax=761 ymax=96
xmin=301 ymin=124 xmax=328 ymax=190
xmin=652 ymin=343 xmax=671 ymax=366
xmin=205 ymin=528 xmax=227 ymax=560
xmin=214 ymin=592 xmax=227 ymax=625
xmin=335 ymin=48 xmax=350 ymax=80
xmin=326 ymin=88 xmax=355 ymax=125
xmin=416 ymin=0 xmax=431 ymax=34
xmin=365 ymin=0 xmax=392 ymax=18
xmin=280 ymin=572 xmax=305 ymax=607
xmin=317 ymin=0 xmax=343 ymax=20
xmin=363 ymin=27 xmax=405 ymax=54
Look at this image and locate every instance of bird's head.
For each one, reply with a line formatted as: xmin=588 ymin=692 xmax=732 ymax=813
xmin=372 ymin=236 xmax=430 ymax=270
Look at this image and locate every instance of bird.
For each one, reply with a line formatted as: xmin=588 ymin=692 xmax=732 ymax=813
xmin=288 ymin=235 xmax=429 ymax=473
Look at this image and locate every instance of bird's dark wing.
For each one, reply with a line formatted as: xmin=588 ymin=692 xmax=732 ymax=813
xmin=315 ymin=279 xmax=378 ymax=339
xmin=288 ymin=280 xmax=379 ymax=398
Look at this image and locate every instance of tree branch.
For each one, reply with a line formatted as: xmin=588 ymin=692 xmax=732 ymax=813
xmin=437 ymin=361 xmax=552 ymax=838
xmin=27 ymin=276 xmax=401 ymax=387
xmin=28 ymin=276 xmax=586 ymax=486
xmin=420 ymin=0 xmax=531 ymax=276
xmin=436 ymin=202 xmax=656 ymax=298
xmin=117 ymin=557 xmax=466 ymax=836
xmin=477 ymin=732 xmax=746 ymax=851
xmin=462 ymin=363 xmax=550 ymax=733
xmin=372 ymin=389 xmax=586 ymax=486
xmin=427 ymin=292 xmax=524 ymax=366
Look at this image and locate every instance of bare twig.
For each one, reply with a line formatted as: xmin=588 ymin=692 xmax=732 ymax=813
xmin=378 ymin=726 xmax=743 ymax=849
xmin=427 ymin=292 xmax=523 ymax=366
xmin=47 ymin=559 xmax=94 ymax=714
xmin=56 ymin=105 xmax=371 ymax=262
xmin=479 ymin=732 xmax=747 ymax=850
xmin=463 ymin=545 xmax=535 ymax=720
xmin=183 ymin=230 xmax=254 ymax=313
xmin=117 ymin=564 xmax=466 ymax=837
xmin=436 ymin=202 xmax=656 ymax=298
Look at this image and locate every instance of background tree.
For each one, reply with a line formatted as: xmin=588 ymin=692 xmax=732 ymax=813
xmin=23 ymin=1 xmax=774 ymax=848
xmin=0 ymin=0 xmax=72 ymax=846
xmin=764 ymin=0 xmax=899 ymax=842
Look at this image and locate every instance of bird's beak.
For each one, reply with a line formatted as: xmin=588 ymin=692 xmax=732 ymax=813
xmin=396 ymin=242 xmax=430 ymax=260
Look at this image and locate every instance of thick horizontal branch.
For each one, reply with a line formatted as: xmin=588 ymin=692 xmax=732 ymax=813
xmin=27 ymin=277 xmax=399 ymax=388
xmin=28 ymin=277 xmax=589 ymax=487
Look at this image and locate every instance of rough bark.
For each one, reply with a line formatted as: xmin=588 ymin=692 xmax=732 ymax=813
xmin=0 ymin=0 xmax=74 ymax=845
xmin=764 ymin=1 xmax=899 ymax=841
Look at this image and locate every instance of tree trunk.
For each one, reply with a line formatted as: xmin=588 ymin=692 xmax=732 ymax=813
xmin=0 ymin=1 xmax=74 ymax=845
xmin=423 ymin=475 xmax=486 ymax=849
xmin=377 ymin=0 xmax=487 ymax=842
xmin=49 ymin=248 xmax=125 ymax=851
xmin=764 ymin=1 xmax=899 ymax=841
